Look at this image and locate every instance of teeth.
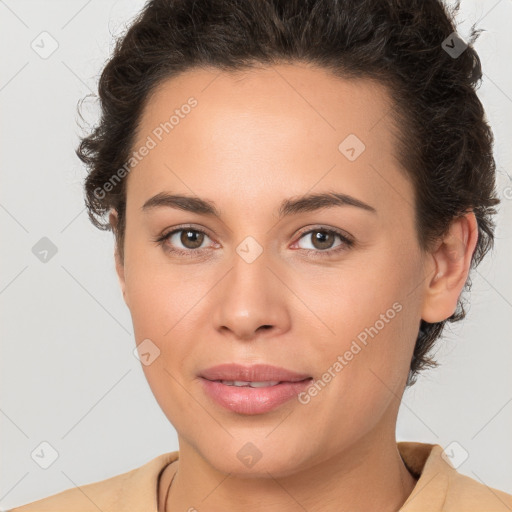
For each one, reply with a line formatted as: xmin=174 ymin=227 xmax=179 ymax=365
xmin=220 ymin=380 xmax=281 ymax=387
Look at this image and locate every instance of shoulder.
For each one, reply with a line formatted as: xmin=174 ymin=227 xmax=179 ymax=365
xmin=8 ymin=451 xmax=179 ymax=512
xmin=443 ymin=463 xmax=512 ymax=511
xmin=399 ymin=442 xmax=512 ymax=511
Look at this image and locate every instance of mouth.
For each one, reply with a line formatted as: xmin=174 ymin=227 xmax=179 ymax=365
xmin=199 ymin=363 xmax=313 ymax=383
xmin=204 ymin=378 xmax=313 ymax=387
xmin=198 ymin=366 xmax=314 ymax=415
xmin=207 ymin=379 xmax=309 ymax=388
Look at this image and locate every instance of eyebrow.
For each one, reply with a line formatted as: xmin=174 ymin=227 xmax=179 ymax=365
xmin=141 ymin=191 xmax=377 ymax=218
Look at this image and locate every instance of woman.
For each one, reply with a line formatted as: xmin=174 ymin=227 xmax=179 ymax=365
xmin=9 ymin=0 xmax=512 ymax=510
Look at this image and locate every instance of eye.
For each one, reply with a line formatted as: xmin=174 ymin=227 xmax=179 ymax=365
xmin=153 ymin=225 xmax=354 ymax=259
xmin=293 ymin=227 xmax=354 ymax=256
xmin=153 ymin=226 xmax=215 ymax=257
xmin=168 ymin=228 xmax=209 ymax=250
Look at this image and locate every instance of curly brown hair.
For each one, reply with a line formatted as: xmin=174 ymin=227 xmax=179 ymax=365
xmin=76 ymin=0 xmax=500 ymax=387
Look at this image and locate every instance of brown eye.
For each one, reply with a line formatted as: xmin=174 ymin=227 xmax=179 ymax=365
xmin=298 ymin=230 xmax=341 ymax=251
xmin=157 ymin=227 xmax=212 ymax=254
xmin=178 ymin=229 xmax=205 ymax=249
xmin=313 ymin=231 xmax=336 ymax=250
xmin=292 ymin=227 xmax=354 ymax=258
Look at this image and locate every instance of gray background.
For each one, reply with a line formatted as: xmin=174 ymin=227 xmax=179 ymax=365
xmin=1 ymin=0 xmax=511 ymax=509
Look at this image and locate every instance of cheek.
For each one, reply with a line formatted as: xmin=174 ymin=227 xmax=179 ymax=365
xmin=122 ymin=236 xmax=192 ymax=335
xmin=296 ymin=238 xmax=420 ymax=337
xmin=122 ymin=239 xmax=204 ymax=378
xmin=292 ymin=259 xmax=420 ymax=451
xmin=299 ymin=242 xmax=422 ymax=398
xmin=127 ymin=268 xmax=195 ymax=426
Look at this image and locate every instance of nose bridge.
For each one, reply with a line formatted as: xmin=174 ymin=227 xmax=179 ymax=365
xmin=211 ymin=237 xmax=291 ymax=338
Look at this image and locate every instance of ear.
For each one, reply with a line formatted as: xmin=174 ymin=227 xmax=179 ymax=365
xmin=421 ymin=210 xmax=479 ymax=323
xmin=109 ymin=209 xmax=128 ymax=306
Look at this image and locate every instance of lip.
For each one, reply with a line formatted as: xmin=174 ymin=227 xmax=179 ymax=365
xmin=199 ymin=363 xmax=313 ymax=415
xmin=199 ymin=363 xmax=312 ymax=383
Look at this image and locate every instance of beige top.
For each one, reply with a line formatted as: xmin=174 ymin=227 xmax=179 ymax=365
xmin=8 ymin=442 xmax=512 ymax=511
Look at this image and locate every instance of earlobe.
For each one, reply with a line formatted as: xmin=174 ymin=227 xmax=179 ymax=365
xmin=421 ymin=211 xmax=479 ymax=323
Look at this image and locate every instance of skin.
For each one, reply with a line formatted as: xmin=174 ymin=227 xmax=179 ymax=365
xmin=109 ymin=62 xmax=478 ymax=512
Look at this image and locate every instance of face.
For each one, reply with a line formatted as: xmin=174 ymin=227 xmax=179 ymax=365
xmin=113 ymin=63 xmax=429 ymax=476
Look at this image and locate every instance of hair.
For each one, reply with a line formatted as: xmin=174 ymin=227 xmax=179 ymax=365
xmin=76 ymin=0 xmax=499 ymax=387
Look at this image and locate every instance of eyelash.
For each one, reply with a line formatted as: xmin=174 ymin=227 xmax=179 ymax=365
xmin=153 ymin=224 xmax=355 ymax=259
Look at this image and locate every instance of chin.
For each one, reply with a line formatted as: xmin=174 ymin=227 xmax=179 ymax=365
xmin=198 ymin=439 xmax=313 ymax=479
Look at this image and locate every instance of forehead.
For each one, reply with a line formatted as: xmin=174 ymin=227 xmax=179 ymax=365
xmin=138 ymin=63 xmax=395 ymax=145
xmin=128 ymin=63 xmax=413 ymax=219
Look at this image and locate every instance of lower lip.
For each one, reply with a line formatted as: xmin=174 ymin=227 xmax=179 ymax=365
xmin=200 ymin=377 xmax=313 ymax=415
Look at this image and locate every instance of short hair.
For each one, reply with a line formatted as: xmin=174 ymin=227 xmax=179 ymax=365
xmin=77 ymin=0 xmax=500 ymax=387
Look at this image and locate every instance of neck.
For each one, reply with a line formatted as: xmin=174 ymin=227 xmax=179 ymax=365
xmin=161 ymin=430 xmax=418 ymax=512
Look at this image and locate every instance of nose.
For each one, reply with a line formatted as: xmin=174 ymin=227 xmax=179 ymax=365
xmin=211 ymin=251 xmax=291 ymax=341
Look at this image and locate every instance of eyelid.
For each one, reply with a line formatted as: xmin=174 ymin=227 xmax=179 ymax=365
xmin=293 ymin=224 xmax=354 ymax=244
xmin=160 ymin=224 xmax=214 ymax=241
xmin=156 ymin=224 xmax=218 ymax=254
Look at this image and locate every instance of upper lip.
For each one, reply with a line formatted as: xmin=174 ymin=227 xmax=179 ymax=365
xmin=200 ymin=363 xmax=312 ymax=383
